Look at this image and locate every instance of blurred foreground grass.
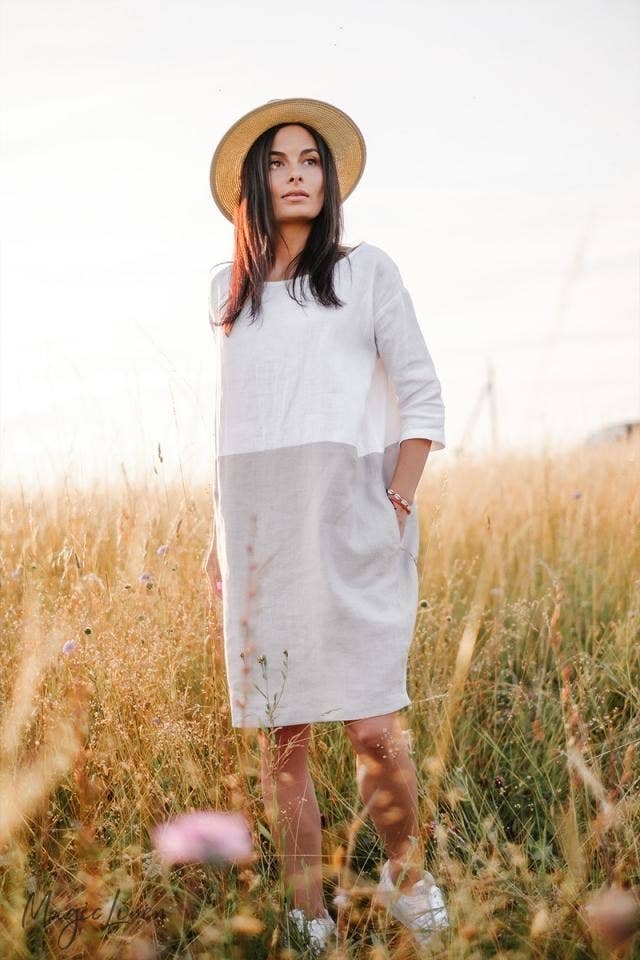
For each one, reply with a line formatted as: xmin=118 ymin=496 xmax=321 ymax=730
xmin=0 ymin=439 xmax=639 ymax=959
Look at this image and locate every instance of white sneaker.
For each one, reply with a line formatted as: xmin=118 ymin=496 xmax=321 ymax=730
xmin=287 ymin=906 xmax=337 ymax=955
xmin=375 ymin=859 xmax=449 ymax=946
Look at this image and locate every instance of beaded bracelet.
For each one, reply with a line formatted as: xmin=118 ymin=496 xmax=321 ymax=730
xmin=387 ymin=487 xmax=412 ymax=515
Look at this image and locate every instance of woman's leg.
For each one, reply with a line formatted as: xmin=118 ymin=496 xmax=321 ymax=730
xmin=258 ymin=723 xmax=327 ymax=917
xmin=344 ymin=711 xmax=424 ymax=892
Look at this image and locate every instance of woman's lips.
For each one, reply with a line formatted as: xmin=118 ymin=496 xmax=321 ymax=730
xmin=284 ymin=194 xmax=308 ymax=200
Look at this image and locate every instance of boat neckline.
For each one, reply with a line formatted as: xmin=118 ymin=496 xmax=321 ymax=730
xmin=262 ymin=242 xmax=367 ymax=285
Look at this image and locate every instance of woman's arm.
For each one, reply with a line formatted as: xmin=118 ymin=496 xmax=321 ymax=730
xmin=373 ymin=282 xmax=445 ymax=450
xmin=373 ymin=262 xmax=445 ymax=516
xmin=391 ymin=437 xmax=432 ymax=500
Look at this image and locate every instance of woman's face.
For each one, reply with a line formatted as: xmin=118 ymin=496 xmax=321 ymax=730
xmin=268 ymin=124 xmax=324 ymax=223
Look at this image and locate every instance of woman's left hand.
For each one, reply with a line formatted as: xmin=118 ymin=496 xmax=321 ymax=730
xmin=392 ymin=501 xmax=408 ymax=538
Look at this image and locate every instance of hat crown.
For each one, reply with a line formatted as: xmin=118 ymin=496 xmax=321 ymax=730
xmin=209 ymin=97 xmax=367 ymax=223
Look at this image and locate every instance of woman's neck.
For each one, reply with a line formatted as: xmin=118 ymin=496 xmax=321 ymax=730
xmin=267 ymin=223 xmax=313 ymax=281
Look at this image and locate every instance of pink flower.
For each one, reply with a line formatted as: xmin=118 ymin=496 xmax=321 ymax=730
xmin=62 ymin=639 xmax=78 ymax=655
xmin=582 ymin=884 xmax=640 ymax=948
xmin=151 ymin=811 xmax=255 ymax=868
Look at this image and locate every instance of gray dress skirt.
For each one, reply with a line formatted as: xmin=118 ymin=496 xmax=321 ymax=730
xmin=207 ymin=241 xmax=446 ymax=729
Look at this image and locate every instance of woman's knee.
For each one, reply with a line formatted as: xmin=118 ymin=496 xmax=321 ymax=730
xmin=258 ymin=723 xmax=312 ymax=769
xmin=344 ymin=712 xmax=404 ymax=755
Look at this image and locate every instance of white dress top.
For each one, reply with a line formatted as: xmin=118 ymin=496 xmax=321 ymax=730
xmin=208 ymin=241 xmax=446 ymax=728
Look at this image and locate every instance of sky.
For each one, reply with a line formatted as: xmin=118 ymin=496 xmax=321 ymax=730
xmin=1 ymin=0 xmax=639 ymax=495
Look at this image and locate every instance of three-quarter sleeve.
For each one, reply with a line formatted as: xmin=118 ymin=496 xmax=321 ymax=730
xmin=373 ymin=262 xmax=446 ymax=451
xmin=208 ymin=263 xmax=232 ymax=332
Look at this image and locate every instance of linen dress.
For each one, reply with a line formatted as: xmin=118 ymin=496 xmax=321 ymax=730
xmin=207 ymin=242 xmax=446 ymax=729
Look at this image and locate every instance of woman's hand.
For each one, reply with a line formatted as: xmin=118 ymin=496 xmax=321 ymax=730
xmin=391 ymin=500 xmax=408 ymax=538
xmin=202 ymin=546 xmax=223 ymax=601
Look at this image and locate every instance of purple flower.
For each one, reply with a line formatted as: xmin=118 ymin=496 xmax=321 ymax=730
xmin=583 ymin=885 xmax=640 ymax=948
xmin=156 ymin=544 xmax=168 ymax=557
xmin=62 ymin=639 xmax=77 ymax=655
xmin=151 ymin=811 xmax=255 ymax=868
xmin=571 ymin=490 xmax=582 ymax=500
xmin=138 ymin=571 xmax=153 ymax=583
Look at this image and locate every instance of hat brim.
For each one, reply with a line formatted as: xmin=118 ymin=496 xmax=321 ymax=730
xmin=209 ymin=97 xmax=366 ymax=223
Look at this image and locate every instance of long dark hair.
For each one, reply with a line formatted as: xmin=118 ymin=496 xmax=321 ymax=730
xmin=215 ymin=122 xmax=352 ymax=336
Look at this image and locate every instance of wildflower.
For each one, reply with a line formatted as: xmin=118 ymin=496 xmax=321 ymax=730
xmin=138 ymin=571 xmax=152 ymax=583
xmin=151 ymin=810 xmax=255 ymax=868
xmin=494 ymin=775 xmax=506 ymax=795
xmin=571 ymin=490 xmax=582 ymax=499
xmin=156 ymin=544 xmax=168 ymax=557
xmin=62 ymin=639 xmax=77 ymax=655
xmin=10 ymin=567 xmax=21 ymax=579
xmin=582 ymin=884 xmax=640 ymax=948
xmin=332 ymin=888 xmax=351 ymax=908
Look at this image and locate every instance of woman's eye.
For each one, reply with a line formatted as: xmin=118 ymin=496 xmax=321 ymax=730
xmin=269 ymin=158 xmax=319 ymax=168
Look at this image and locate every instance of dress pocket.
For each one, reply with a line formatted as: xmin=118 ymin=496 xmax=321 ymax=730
xmin=383 ymin=493 xmax=405 ymax=551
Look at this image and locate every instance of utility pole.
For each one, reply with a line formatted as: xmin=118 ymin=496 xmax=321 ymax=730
xmin=455 ymin=360 xmax=499 ymax=455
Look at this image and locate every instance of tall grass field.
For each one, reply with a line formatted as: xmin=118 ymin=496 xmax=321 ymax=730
xmin=1 ymin=439 xmax=639 ymax=959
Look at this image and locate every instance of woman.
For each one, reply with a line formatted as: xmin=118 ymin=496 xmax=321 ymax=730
xmin=205 ymin=97 xmax=449 ymax=952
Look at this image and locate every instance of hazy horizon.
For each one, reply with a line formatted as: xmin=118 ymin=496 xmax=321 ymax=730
xmin=2 ymin=0 xmax=639 ymax=494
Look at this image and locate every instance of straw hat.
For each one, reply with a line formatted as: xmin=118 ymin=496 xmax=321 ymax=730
xmin=209 ymin=97 xmax=367 ymax=222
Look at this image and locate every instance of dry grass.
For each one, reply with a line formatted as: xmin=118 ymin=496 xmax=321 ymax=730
xmin=0 ymin=437 xmax=639 ymax=958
